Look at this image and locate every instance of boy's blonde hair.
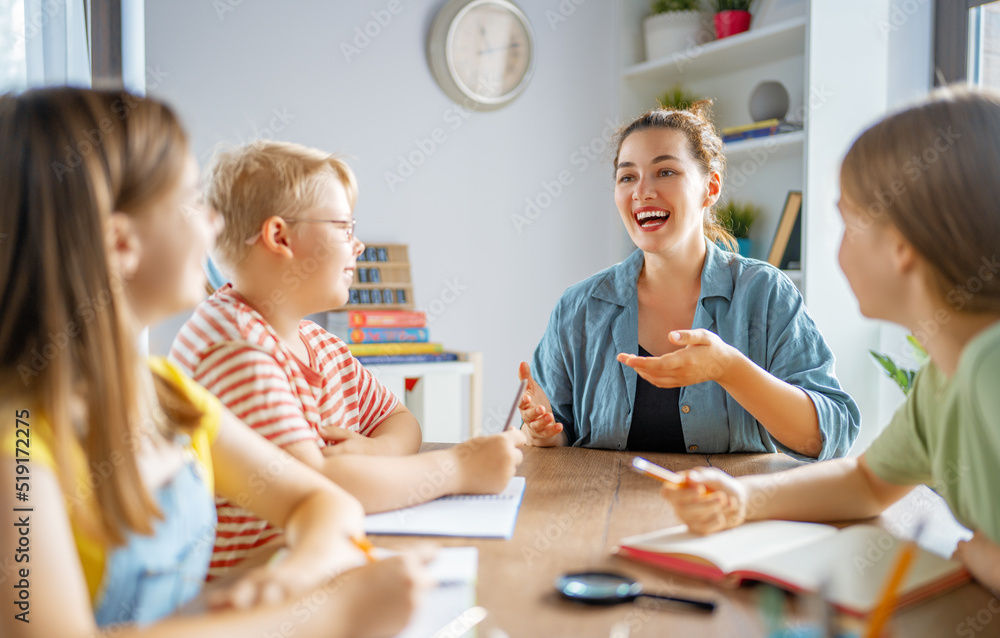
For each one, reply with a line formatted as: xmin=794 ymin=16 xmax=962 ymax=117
xmin=206 ymin=140 xmax=358 ymax=273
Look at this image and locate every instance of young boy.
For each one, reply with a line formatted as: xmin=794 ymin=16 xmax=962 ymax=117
xmin=170 ymin=140 xmax=524 ymax=577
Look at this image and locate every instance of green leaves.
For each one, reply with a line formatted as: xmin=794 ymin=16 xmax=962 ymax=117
xmin=710 ymin=0 xmax=753 ymax=11
xmin=651 ymin=0 xmax=701 ymax=13
xmin=715 ymin=200 xmax=760 ymax=239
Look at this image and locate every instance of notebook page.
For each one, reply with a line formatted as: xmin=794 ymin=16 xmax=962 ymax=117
xmin=620 ymin=520 xmax=837 ymax=574
xmin=366 ymin=477 xmax=526 ymax=538
xmin=395 ymin=547 xmax=478 ymax=638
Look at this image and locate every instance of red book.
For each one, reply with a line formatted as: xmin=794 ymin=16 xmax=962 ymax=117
xmin=614 ymin=521 xmax=968 ymax=618
xmin=348 ymin=310 xmax=426 ymax=328
xmin=348 ymin=327 xmax=429 ymax=344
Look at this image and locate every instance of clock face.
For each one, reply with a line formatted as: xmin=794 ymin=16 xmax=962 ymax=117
xmin=448 ymin=2 xmax=532 ymax=103
xmin=428 ymin=0 xmax=534 ymax=110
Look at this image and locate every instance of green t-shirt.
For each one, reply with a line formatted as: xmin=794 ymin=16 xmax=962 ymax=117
xmin=865 ymin=320 xmax=1000 ymax=544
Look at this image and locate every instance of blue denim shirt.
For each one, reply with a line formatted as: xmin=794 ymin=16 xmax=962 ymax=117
xmin=531 ymin=242 xmax=860 ymax=460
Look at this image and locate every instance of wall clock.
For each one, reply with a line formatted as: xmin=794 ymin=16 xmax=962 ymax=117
xmin=427 ymin=0 xmax=535 ymax=111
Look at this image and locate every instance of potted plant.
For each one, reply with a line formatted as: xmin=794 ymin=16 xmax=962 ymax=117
xmin=870 ymin=336 xmax=928 ymax=396
xmin=715 ymin=199 xmax=760 ymax=257
xmin=656 ymin=84 xmax=701 ymax=111
xmin=644 ymin=0 xmax=705 ymax=61
xmin=710 ymin=0 xmax=753 ymax=39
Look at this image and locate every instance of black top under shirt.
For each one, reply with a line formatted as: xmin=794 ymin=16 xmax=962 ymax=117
xmin=627 ymin=345 xmax=686 ymax=453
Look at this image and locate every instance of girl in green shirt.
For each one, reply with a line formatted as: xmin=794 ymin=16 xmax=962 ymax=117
xmin=653 ymin=87 xmax=1000 ymax=591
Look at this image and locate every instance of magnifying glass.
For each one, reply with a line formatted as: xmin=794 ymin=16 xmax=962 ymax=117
xmin=554 ymin=572 xmax=715 ymax=612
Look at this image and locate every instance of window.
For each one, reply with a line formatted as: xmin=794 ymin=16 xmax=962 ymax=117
xmin=0 ymin=0 xmax=26 ymax=92
xmin=935 ymin=0 xmax=1000 ymax=87
xmin=969 ymin=2 xmax=1000 ymax=88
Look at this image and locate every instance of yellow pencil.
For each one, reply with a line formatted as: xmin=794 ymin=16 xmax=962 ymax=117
xmin=864 ymin=537 xmax=917 ymax=638
xmin=351 ymin=535 xmax=378 ymax=563
xmin=632 ymin=456 xmax=715 ymax=494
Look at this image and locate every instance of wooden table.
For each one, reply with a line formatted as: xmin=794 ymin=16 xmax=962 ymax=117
xmin=373 ymin=446 xmax=994 ymax=637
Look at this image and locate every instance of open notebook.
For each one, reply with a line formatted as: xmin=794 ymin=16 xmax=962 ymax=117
xmin=365 ymin=477 xmax=526 ymax=539
xmin=615 ymin=521 xmax=969 ymax=617
xmin=395 ymin=547 xmax=481 ymax=638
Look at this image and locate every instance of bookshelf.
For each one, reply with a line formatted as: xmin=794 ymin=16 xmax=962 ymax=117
xmin=348 ymin=243 xmax=415 ymax=310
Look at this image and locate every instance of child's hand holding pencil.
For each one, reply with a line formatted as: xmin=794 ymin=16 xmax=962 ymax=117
xmin=632 ymin=457 xmax=748 ymax=535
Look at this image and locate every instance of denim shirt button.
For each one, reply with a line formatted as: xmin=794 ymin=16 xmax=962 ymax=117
xmin=688 ymin=445 xmax=698 ymax=451
xmin=681 ymin=405 xmax=691 ymax=413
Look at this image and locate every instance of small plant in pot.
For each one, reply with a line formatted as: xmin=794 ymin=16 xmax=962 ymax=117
xmin=715 ymin=199 xmax=760 ymax=257
xmin=644 ymin=0 xmax=706 ymax=61
xmin=656 ymin=84 xmax=702 ymax=111
xmin=710 ymin=0 xmax=753 ymax=39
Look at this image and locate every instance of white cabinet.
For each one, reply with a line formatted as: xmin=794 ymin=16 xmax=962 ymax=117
xmin=364 ymin=352 xmax=483 ymax=443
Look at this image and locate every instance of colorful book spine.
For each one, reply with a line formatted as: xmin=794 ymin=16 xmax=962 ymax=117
xmin=720 ymin=118 xmax=780 ymax=136
xmin=348 ymin=342 xmax=444 ymax=356
xmin=354 ymin=353 xmax=459 ymax=365
xmin=348 ymin=327 xmax=429 ymax=344
xmin=348 ymin=311 xmax=427 ymax=328
xmin=722 ymin=124 xmax=780 ymax=143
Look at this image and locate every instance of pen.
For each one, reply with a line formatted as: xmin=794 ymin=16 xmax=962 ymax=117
xmin=351 ymin=535 xmax=378 ymax=563
xmin=863 ymin=535 xmax=918 ymax=638
xmin=631 ymin=457 xmax=715 ymax=494
xmin=503 ymin=379 xmax=530 ymax=431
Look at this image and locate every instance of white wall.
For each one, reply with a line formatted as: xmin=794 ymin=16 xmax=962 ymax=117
xmin=875 ymin=0 xmax=934 ymax=434
xmin=145 ymin=0 xmax=620 ymax=434
xmin=805 ymin=0 xmax=934 ymax=453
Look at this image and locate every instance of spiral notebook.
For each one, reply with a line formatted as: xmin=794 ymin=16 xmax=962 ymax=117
xmin=365 ymin=477 xmax=526 ymax=538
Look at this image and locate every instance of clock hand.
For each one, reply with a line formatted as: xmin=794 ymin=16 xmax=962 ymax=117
xmin=478 ymin=42 xmax=521 ymax=55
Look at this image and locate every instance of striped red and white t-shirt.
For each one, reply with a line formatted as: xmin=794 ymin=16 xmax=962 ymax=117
xmin=168 ymin=284 xmax=398 ymax=578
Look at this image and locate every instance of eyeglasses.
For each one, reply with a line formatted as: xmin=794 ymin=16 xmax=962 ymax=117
xmin=285 ymin=217 xmax=356 ymax=241
xmin=245 ymin=217 xmax=356 ymax=245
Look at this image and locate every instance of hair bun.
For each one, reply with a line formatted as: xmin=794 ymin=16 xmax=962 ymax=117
xmin=687 ymin=99 xmax=715 ymax=122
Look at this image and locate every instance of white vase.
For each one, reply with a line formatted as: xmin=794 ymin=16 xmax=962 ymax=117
xmin=643 ymin=11 xmax=704 ymax=61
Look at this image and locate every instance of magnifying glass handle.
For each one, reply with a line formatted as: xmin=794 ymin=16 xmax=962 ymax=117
xmin=639 ymin=593 xmax=715 ymax=613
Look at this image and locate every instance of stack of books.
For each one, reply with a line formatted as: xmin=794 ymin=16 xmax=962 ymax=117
xmin=330 ymin=310 xmax=458 ymax=365
xmin=721 ymin=119 xmax=803 ymax=144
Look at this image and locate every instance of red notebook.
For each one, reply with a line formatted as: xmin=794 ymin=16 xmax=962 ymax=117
xmin=615 ymin=521 xmax=969 ymax=617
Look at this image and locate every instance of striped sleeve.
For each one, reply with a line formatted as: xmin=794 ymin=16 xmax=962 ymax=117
xmin=344 ymin=357 xmax=398 ymax=436
xmin=191 ymin=342 xmax=319 ymax=449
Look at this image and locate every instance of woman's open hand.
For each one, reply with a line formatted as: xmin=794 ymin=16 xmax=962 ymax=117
xmin=517 ymin=362 xmax=565 ymax=446
xmin=617 ymin=329 xmax=741 ymax=388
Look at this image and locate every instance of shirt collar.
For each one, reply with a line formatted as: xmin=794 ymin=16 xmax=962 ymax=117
xmin=591 ymin=239 xmax=735 ymax=307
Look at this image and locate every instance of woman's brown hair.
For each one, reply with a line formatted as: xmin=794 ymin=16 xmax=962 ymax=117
xmin=613 ymin=100 xmax=737 ymax=252
xmin=0 ymin=87 xmax=202 ymax=544
xmin=841 ymin=87 xmax=1000 ymax=313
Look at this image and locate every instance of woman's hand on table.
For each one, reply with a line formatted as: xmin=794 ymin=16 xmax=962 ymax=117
xmin=517 ymin=362 xmax=566 ymax=446
xmin=617 ymin=329 xmax=742 ymax=388
xmin=658 ymin=467 xmax=748 ymax=535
